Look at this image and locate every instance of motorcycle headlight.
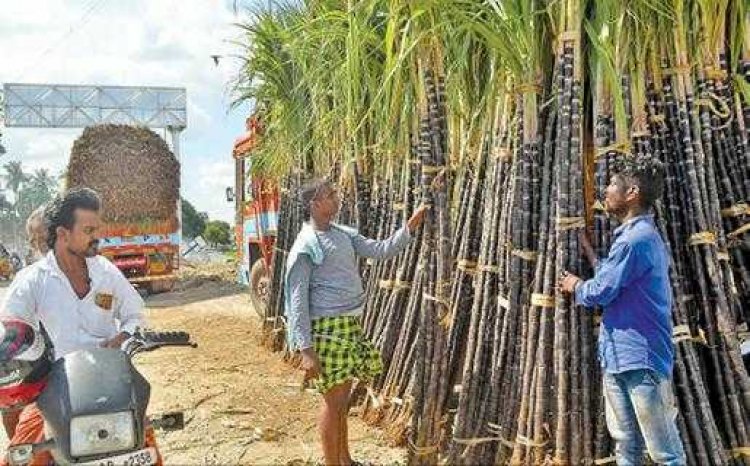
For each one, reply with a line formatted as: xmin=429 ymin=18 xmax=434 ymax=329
xmin=70 ymin=411 xmax=136 ymax=457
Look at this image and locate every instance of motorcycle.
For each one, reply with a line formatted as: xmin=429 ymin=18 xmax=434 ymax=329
xmin=7 ymin=329 xmax=197 ymax=466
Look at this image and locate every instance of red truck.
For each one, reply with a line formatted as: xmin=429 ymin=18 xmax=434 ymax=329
xmin=67 ymin=125 xmax=180 ymax=295
xmin=231 ymin=115 xmax=279 ymax=315
xmin=98 ymin=221 xmax=179 ymax=294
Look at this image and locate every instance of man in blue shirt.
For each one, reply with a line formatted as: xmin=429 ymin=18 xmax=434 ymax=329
xmin=560 ymin=155 xmax=685 ymax=465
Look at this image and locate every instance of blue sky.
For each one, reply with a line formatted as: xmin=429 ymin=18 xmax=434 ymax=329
xmin=0 ymin=0 xmax=265 ymax=222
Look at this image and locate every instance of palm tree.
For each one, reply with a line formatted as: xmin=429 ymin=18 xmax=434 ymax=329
xmin=0 ymin=164 xmax=57 ymax=251
xmin=16 ymin=168 xmax=57 ymax=222
xmin=29 ymin=168 xmax=58 ymax=193
xmin=0 ymin=193 xmax=12 ymax=214
xmin=3 ymin=161 xmax=29 ymax=198
xmin=0 ymin=161 xmax=29 ymax=249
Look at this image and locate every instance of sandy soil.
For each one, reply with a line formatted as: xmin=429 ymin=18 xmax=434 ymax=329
xmin=136 ymin=282 xmax=405 ymax=465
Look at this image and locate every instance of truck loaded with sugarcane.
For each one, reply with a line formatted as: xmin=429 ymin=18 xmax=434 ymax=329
xmin=66 ymin=124 xmax=180 ymax=294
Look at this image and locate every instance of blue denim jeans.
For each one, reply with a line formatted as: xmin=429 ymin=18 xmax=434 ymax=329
xmin=603 ymin=369 xmax=686 ymax=465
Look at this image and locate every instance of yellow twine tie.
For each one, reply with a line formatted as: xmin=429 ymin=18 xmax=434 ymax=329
xmin=531 ymin=293 xmax=556 ymax=308
xmin=595 ymin=141 xmax=632 ymax=158
xmin=704 ymin=66 xmax=728 ymax=81
xmin=493 ymin=146 xmax=513 ymax=161
xmin=557 ymin=216 xmax=586 ymax=231
xmin=663 ymin=65 xmax=692 ymax=76
xmin=423 ymin=293 xmax=450 ymax=308
xmin=688 ymin=231 xmax=716 ymax=246
xmin=421 ymin=165 xmax=445 ymax=175
xmin=728 ymin=222 xmax=750 ymax=239
xmin=498 ymin=295 xmax=510 ymax=310
xmin=729 ymin=447 xmax=750 ymax=458
xmin=408 ymin=440 xmax=439 ymax=457
xmin=721 ymin=203 xmax=750 ymax=218
xmin=514 ymin=83 xmax=543 ymax=95
xmin=379 ymin=280 xmax=395 ymax=290
xmin=511 ymin=249 xmax=538 ymax=262
xmin=515 ymin=435 xmax=548 ymax=447
xmin=594 ymin=456 xmax=618 ymax=465
xmin=672 ymin=324 xmax=707 ymax=345
xmin=477 ymin=264 xmax=500 ymax=274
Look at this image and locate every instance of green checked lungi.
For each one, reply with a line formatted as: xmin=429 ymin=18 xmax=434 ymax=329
xmin=311 ymin=315 xmax=383 ymax=394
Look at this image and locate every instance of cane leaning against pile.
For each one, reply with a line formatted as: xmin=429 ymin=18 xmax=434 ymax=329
xmin=559 ymin=154 xmax=686 ymax=465
xmin=285 ymin=178 xmax=428 ymax=466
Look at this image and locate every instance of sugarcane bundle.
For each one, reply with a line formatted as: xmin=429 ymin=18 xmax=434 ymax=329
xmin=365 ymin=152 xmax=423 ymax=352
xmin=445 ymin=137 xmax=488 ymax=402
xmin=448 ymin=112 xmax=513 ymax=465
xmin=491 ymin=3 xmax=596 ymax=461
xmin=362 ymin=148 xmax=427 ymax=441
xmin=447 ymin=2 xmax=563 ymax=463
xmin=361 ymin=175 xmax=400 ymax=319
xmin=408 ymin=66 xmax=454 ymax=466
xmin=67 ymin=124 xmax=179 ymax=227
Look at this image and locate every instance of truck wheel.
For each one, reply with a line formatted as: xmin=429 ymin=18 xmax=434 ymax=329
xmin=250 ymin=259 xmax=270 ymax=318
xmin=148 ymin=279 xmax=175 ymax=294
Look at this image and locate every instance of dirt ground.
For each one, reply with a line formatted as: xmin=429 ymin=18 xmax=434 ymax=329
xmin=135 ymin=280 xmax=405 ymax=465
xmin=0 ymin=275 xmax=405 ymax=465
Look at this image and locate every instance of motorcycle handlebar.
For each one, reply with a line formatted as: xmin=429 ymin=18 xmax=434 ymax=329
xmin=141 ymin=330 xmax=192 ymax=344
xmin=123 ymin=329 xmax=197 ymax=356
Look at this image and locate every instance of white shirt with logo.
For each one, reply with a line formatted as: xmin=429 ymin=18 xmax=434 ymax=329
xmin=1 ymin=251 xmax=145 ymax=360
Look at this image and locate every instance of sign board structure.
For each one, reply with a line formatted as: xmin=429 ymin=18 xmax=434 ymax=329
xmin=2 ymin=83 xmax=186 ymax=129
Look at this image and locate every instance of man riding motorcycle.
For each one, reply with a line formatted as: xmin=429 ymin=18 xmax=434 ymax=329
xmin=0 ymin=188 xmax=162 ymax=466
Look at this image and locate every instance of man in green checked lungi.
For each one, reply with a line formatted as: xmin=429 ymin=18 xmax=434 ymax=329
xmin=285 ymin=178 xmax=428 ymax=466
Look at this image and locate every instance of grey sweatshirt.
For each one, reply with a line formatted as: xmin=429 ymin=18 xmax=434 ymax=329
xmin=286 ymin=225 xmax=412 ymax=349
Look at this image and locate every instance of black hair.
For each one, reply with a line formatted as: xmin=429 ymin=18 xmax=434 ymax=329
xmin=44 ymin=188 xmax=101 ymax=249
xmin=613 ymin=153 xmax=665 ymax=210
xmin=298 ymin=178 xmax=331 ymax=219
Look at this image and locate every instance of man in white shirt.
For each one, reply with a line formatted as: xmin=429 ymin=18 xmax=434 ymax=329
xmin=1 ymin=188 xmax=149 ymax=463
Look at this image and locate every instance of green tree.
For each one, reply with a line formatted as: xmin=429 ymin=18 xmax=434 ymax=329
xmin=181 ymin=198 xmax=208 ymax=239
xmin=203 ymin=220 xmax=232 ymax=247
xmin=3 ymin=161 xmax=29 ymax=197
xmin=0 ymin=163 xmax=58 ymax=250
xmin=0 ymin=161 xmax=29 ymax=249
xmin=16 ymin=169 xmax=58 ymax=221
xmin=0 ymin=193 xmax=12 ymax=214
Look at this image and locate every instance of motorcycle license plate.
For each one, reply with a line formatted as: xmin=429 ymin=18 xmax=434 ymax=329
xmin=78 ymin=447 xmax=157 ymax=466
